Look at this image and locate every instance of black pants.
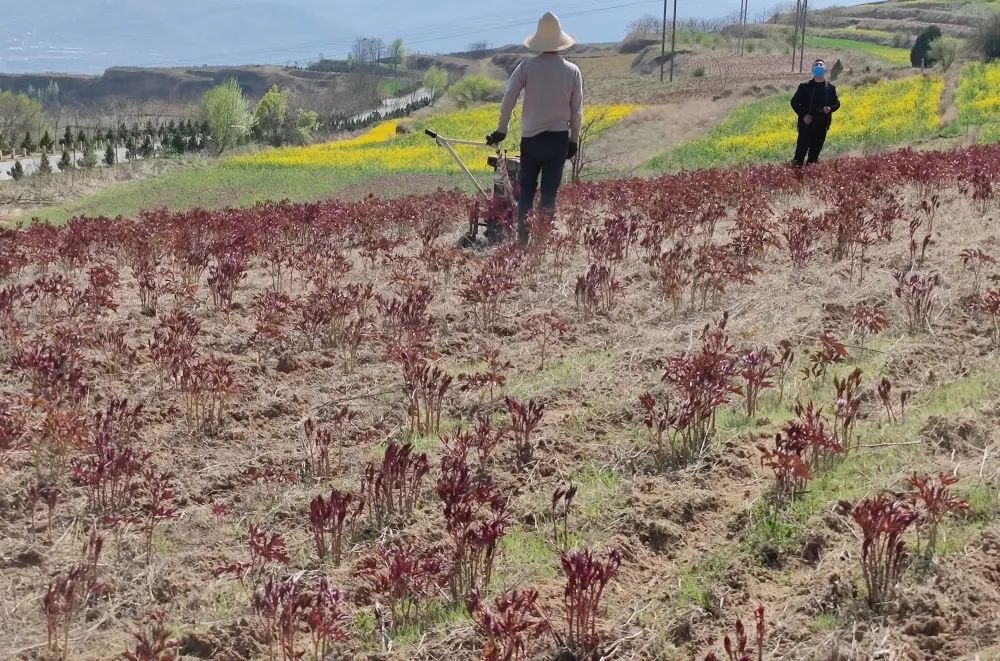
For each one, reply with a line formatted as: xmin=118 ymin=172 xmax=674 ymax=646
xmin=793 ymin=124 xmax=828 ymax=166
xmin=517 ymin=131 xmax=569 ymax=245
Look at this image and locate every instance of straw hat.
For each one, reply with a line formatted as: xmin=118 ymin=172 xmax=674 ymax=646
xmin=524 ymin=12 xmax=575 ymax=52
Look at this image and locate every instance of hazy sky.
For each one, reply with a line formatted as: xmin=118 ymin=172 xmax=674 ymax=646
xmin=2 ymin=0 xmax=864 ymax=73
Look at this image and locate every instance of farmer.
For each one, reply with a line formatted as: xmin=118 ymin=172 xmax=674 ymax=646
xmin=487 ymin=11 xmax=583 ymax=245
xmin=790 ymin=59 xmax=841 ymax=167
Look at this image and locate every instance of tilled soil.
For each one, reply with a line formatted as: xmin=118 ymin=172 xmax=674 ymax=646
xmin=0 ymin=175 xmax=998 ymax=661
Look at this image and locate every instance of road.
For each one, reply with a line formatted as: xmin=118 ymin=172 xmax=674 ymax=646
xmin=351 ymin=88 xmax=432 ymax=123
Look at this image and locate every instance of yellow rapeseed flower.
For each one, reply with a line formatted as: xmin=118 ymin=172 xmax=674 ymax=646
xmin=957 ymin=62 xmax=1000 ymax=131
xmin=659 ymin=75 xmax=943 ymax=168
xmin=231 ymin=104 xmax=639 ymax=174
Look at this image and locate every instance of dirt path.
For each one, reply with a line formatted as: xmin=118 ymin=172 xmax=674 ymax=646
xmin=589 ymin=97 xmax=745 ymax=174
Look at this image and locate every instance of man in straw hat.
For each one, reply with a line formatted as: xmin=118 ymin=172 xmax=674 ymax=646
xmin=487 ymin=11 xmax=583 ymax=246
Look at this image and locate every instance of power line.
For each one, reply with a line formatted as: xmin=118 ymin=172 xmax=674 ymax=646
xmin=129 ymin=0 xmax=661 ymax=68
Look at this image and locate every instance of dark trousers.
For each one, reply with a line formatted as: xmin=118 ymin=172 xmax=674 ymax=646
xmin=517 ymin=131 xmax=569 ymax=245
xmin=793 ymin=123 xmax=828 ymax=166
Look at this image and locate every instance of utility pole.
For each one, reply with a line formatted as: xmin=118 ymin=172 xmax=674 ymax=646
xmin=669 ymin=0 xmax=678 ymax=82
xmin=798 ymin=0 xmax=808 ymax=73
xmin=790 ymin=0 xmax=801 ymax=72
xmin=737 ymin=0 xmax=749 ymax=56
xmin=660 ymin=0 xmax=668 ymax=82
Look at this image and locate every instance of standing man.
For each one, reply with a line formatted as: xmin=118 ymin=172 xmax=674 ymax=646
xmin=790 ymin=59 xmax=841 ymax=167
xmin=487 ymin=12 xmax=583 ymax=246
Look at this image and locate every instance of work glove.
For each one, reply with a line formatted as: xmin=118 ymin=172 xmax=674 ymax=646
xmin=486 ymin=131 xmax=506 ymax=146
xmin=566 ymin=141 xmax=578 ymax=160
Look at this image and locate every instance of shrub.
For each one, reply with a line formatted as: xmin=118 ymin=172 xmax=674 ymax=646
xmin=308 ymin=488 xmax=363 ymax=566
xmin=450 ymin=75 xmax=504 ymax=108
xmin=560 ymin=547 xmax=622 ymax=657
xmin=907 ymin=473 xmax=970 ymax=558
xmin=254 ymin=576 xmax=350 ymax=660
xmin=466 ymin=589 xmax=550 ymax=661
xmin=852 ymin=496 xmax=918 ymax=610
xmin=123 ymin=610 xmax=179 ymax=661
xmin=691 ymin=66 xmax=706 ymax=78
xmin=930 ymin=36 xmax=961 ymax=72
xmin=358 ymin=544 xmax=445 ymax=629
xmin=360 ymin=441 xmax=429 ymax=527
xmin=436 ymin=445 xmax=510 ymax=600
xmin=702 ymin=605 xmax=765 ymax=661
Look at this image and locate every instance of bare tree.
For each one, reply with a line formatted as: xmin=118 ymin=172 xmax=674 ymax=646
xmin=351 ymin=37 xmax=387 ymax=103
xmin=467 ymin=40 xmax=490 ymax=53
xmin=626 ymin=14 xmax=662 ymax=39
xmin=569 ymin=107 xmax=615 ymax=182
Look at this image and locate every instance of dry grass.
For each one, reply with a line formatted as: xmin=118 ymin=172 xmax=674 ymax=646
xmin=1 ymin=168 xmax=999 ymax=660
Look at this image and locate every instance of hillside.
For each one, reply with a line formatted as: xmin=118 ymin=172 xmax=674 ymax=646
xmin=0 ymin=65 xmax=354 ymax=107
xmin=799 ymin=0 xmax=986 ymax=37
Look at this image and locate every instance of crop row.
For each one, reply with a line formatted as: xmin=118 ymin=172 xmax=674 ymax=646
xmin=649 ymin=75 xmax=944 ymax=170
xmin=2 ymin=141 xmax=998 ymax=659
xmin=230 ymin=104 xmax=638 ymax=174
xmin=957 ymin=60 xmax=1000 ymax=141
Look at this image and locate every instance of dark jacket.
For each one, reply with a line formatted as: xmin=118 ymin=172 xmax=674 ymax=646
xmin=791 ymin=79 xmax=840 ymax=130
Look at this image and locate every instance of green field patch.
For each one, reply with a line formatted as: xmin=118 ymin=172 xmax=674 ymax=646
xmin=805 ymin=36 xmax=912 ymax=65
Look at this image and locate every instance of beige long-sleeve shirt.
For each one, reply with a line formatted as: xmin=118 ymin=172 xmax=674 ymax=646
xmin=496 ymin=53 xmax=584 ymax=142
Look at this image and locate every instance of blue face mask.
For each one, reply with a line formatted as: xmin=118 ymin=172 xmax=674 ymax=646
xmin=812 ymin=64 xmax=826 ymax=78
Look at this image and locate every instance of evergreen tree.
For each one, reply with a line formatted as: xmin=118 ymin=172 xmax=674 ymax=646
xmin=39 ymin=131 xmax=53 ymax=152
xmin=145 ymin=120 xmax=155 ymax=136
xmin=140 ymin=135 xmax=154 ymax=158
xmin=187 ymin=134 xmax=199 ymax=151
xmin=200 ymin=120 xmax=210 ymax=135
xmin=79 ymin=142 xmax=98 ymax=169
xmin=171 ymin=132 xmax=186 ymax=154
xmin=7 ymin=160 xmax=24 ymax=180
xmin=104 ymin=143 xmax=116 ymax=166
xmin=911 ymin=25 xmax=942 ymax=67
xmin=105 ymin=129 xmax=115 ymax=144
xmin=20 ymin=132 xmax=34 ymax=152
xmin=63 ymin=125 xmax=73 ymax=148
xmin=58 ymin=149 xmax=72 ymax=171
xmin=37 ymin=151 xmax=52 ymax=174
xmin=125 ymin=136 xmax=137 ymax=161
xmin=77 ymin=129 xmax=86 ymax=145
xmin=167 ymin=120 xmax=176 ymax=132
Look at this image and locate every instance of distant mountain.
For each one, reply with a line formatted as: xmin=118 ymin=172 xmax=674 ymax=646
xmin=2 ymin=0 xmax=355 ymax=74
xmin=1 ymin=0 xmax=869 ymax=74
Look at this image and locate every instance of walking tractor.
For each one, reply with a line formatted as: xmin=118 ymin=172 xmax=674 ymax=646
xmin=424 ymin=128 xmax=520 ymax=248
